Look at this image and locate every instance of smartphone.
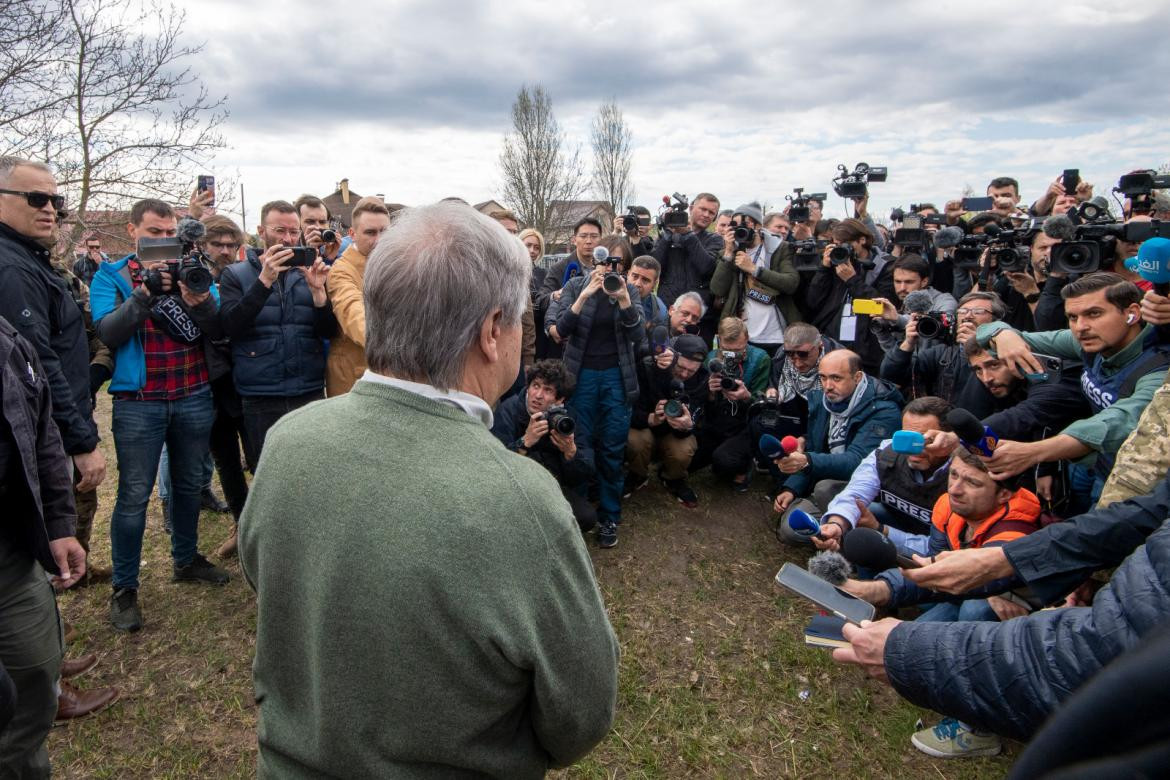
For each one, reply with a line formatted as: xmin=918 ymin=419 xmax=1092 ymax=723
xmin=1026 ymin=353 xmax=1063 ymax=384
xmin=961 ymin=196 xmax=994 ymax=212
xmin=286 ymin=246 xmax=317 ymax=267
xmin=1062 ymin=169 xmax=1080 ymax=197
xmin=851 ymin=299 xmax=885 ymax=316
xmin=774 ymin=562 xmax=876 ymax=626
xmin=197 ymin=174 xmax=215 ymax=207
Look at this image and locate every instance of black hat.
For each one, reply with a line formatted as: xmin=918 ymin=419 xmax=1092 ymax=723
xmin=671 ymin=334 xmax=709 ymax=362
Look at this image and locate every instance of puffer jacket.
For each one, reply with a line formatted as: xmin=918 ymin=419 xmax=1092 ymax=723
xmin=885 ymin=510 xmax=1170 ymax=741
xmin=547 ymin=276 xmax=645 ymax=403
xmin=777 ymin=376 xmax=903 ymax=498
xmin=218 ymin=251 xmax=337 ymax=397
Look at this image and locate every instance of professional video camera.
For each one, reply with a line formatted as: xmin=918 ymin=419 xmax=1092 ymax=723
xmin=792 ymin=239 xmax=828 ymax=272
xmin=138 ymin=217 xmax=214 ymax=296
xmin=657 ymin=193 xmax=691 ymax=232
xmin=1048 ymin=202 xmax=1134 ymax=276
xmin=892 ymin=214 xmax=928 ymax=252
xmin=952 ymin=233 xmax=990 ymax=270
xmin=707 ymin=352 xmax=743 ymax=391
xmin=786 ymin=187 xmax=827 ymax=224
xmin=1115 ymin=170 xmax=1170 ymax=215
xmin=664 ymin=380 xmax=689 ymax=418
xmin=982 ymin=223 xmax=1030 ymax=273
xmin=540 ymin=405 xmax=575 ymax=435
xmin=621 ymin=206 xmax=650 ymax=234
xmin=832 ymin=162 xmax=887 ymax=200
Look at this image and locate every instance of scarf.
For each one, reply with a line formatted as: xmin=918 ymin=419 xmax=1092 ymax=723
xmin=777 ymin=354 xmax=821 ymax=404
xmin=823 ymin=373 xmax=869 ymax=454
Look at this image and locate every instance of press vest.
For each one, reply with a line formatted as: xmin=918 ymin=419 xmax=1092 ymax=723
xmin=1080 ymin=334 xmax=1170 ymax=473
xmin=874 ymin=446 xmax=950 ymax=531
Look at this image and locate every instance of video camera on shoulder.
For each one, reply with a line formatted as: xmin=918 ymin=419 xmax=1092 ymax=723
xmin=832 ymin=162 xmax=887 ymax=200
xmin=657 ymin=193 xmax=690 ymax=232
xmin=1048 ymin=202 xmax=1127 ymax=276
xmin=786 ymin=187 xmax=826 ymax=224
xmin=982 ymin=223 xmax=1030 ymax=273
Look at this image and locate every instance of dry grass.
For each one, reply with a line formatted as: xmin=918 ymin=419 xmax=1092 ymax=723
xmin=49 ymin=395 xmax=1014 ymax=778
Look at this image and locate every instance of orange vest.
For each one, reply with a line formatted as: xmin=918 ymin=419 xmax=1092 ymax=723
xmin=931 ymin=489 xmax=1041 ymax=551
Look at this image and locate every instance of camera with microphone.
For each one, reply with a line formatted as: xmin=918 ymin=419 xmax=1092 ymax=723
xmin=832 ymin=162 xmax=887 ymax=200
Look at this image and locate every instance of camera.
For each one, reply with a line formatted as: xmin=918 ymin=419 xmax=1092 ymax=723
xmin=786 ymin=187 xmax=826 ymax=224
xmin=952 ymin=234 xmax=990 ymax=270
xmin=602 ymin=267 xmax=625 ymax=295
xmin=621 ymin=207 xmax=650 ymax=234
xmin=1049 ymin=241 xmax=1100 ymax=275
xmin=731 ymin=219 xmax=757 ymax=252
xmin=832 ymin=162 xmax=887 ymax=200
xmin=658 ymin=193 xmax=691 ymax=231
xmin=1048 ymin=206 xmax=1132 ymax=276
xmin=707 ymin=352 xmax=742 ymax=391
xmin=792 ymin=239 xmax=827 ymax=272
xmin=914 ymin=311 xmax=956 ymax=343
xmin=982 ymin=223 xmax=1030 ymax=273
xmin=319 ymin=228 xmax=338 ymax=244
xmin=663 ymin=379 xmax=689 ymax=418
xmin=828 ymin=244 xmax=855 ymax=266
xmin=892 ymin=213 xmax=926 ymax=251
xmin=1115 ymin=170 xmax=1170 ymax=198
xmin=540 ymin=405 xmax=575 ymax=435
xmin=137 ymin=231 xmax=214 ymax=297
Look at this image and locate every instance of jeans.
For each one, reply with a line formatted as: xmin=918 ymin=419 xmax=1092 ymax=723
xmin=156 ymin=446 xmax=212 ymax=502
xmin=916 ymin=598 xmax=999 ymax=622
xmin=1068 ymin=463 xmax=1105 ymax=517
xmin=156 ymin=403 xmax=251 ymax=521
xmin=568 ymin=367 xmax=631 ymax=524
xmin=110 ymin=390 xmax=215 ymax=589
xmin=241 ymin=390 xmax=324 ymax=465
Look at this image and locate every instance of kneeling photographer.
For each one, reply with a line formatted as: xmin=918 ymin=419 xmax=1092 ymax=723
xmin=491 ymin=360 xmax=596 ymax=533
xmin=627 ymin=334 xmax=710 ymax=508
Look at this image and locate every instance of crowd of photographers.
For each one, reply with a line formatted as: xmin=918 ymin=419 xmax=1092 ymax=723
xmin=3 ymin=150 xmax=1170 ymax=774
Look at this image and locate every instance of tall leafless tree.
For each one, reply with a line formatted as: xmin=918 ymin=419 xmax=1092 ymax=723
xmin=498 ymin=84 xmax=585 ymax=239
xmin=590 ymin=99 xmax=633 ymax=219
xmin=1 ymin=0 xmax=228 ymax=243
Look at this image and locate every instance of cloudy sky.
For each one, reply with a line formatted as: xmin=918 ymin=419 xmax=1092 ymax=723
xmin=184 ymin=0 xmax=1169 ymax=228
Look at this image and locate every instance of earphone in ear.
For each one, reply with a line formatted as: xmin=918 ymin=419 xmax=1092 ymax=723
xmin=1127 ymin=314 xmax=1137 ymax=324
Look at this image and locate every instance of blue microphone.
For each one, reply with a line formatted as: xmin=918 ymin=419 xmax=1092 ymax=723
xmin=891 ymin=430 xmax=925 ymax=454
xmin=946 ymin=408 xmax=998 ymax=458
xmin=787 ymin=508 xmax=824 ymax=540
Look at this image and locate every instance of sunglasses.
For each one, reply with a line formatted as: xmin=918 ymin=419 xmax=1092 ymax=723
xmin=784 ymin=348 xmax=814 ymax=359
xmin=0 ymin=189 xmax=66 ymax=210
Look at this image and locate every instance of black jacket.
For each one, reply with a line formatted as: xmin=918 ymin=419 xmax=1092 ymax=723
xmin=631 ymin=356 xmax=708 ymax=437
xmin=490 ymin=392 xmax=594 ymax=489
xmin=880 ymin=342 xmax=996 ymax=419
xmin=0 ymin=316 xmax=76 ymax=575
xmin=0 ymin=222 xmax=99 ymax=455
xmin=650 ymin=228 xmax=722 ymax=308
xmin=804 ymin=256 xmax=897 ymax=374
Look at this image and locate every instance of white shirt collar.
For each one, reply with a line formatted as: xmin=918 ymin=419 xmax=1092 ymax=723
xmin=359 ymin=370 xmax=494 ymax=428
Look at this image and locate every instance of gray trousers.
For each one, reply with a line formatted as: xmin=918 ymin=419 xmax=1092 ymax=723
xmin=0 ymin=536 xmax=62 ymax=779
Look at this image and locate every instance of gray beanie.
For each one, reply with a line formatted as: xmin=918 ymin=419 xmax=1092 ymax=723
xmin=733 ymin=202 xmax=765 ymax=225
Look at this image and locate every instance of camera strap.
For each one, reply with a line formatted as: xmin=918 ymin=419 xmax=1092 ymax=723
xmin=149 ymin=295 xmax=202 ymax=344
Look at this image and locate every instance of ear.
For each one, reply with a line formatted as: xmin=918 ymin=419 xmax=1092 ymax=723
xmin=126 ymin=222 xmax=135 ymax=239
xmin=1126 ymin=304 xmax=1141 ymax=325
xmin=477 ymin=308 xmax=504 ymax=365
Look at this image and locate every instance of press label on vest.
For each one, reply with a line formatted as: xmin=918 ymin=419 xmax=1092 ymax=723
xmin=1081 ymin=371 xmax=1115 ymax=411
xmin=878 ymin=489 xmax=932 ymax=524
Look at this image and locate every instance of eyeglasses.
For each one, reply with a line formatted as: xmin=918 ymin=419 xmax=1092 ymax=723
xmin=784 ymin=348 xmax=814 ymax=359
xmin=956 ymin=307 xmax=993 ymax=317
xmin=0 ymin=189 xmax=65 ymax=210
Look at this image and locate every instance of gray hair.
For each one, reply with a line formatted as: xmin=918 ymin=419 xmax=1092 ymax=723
xmin=1152 ymin=189 xmax=1170 ymax=218
xmin=673 ymin=291 xmax=707 ymax=318
xmin=363 ymin=201 xmax=530 ymax=390
xmin=783 ymin=322 xmax=821 ymax=347
xmin=0 ymin=156 xmax=53 ymax=188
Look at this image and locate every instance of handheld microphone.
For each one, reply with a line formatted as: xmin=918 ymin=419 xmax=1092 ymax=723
xmin=902 ymin=290 xmax=935 ymax=316
xmin=787 ymin=508 xmax=824 ymax=540
xmin=1043 ymin=214 xmax=1077 ymax=241
xmin=650 ymin=324 xmax=670 ymax=355
xmin=841 ymin=527 xmax=921 ymax=571
xmin=1134 ymin=237 xmax=1170 ymax=296
xmin=808 ymin=551 xmax=851 ymax=585
xmin=891 ymin=430 xmax=925 ymax=454
xmin=592 ymin=246 xmax=610 ymax=263
xmin=946 ymin=408 xmax=998 ymax=457
xmin=933 ymin=225 xmax=964 ymax=249
xmin=781 ymin=435 xmax=800 ymax=454
xmin=759 ymin=434 xmax=783 ymax=459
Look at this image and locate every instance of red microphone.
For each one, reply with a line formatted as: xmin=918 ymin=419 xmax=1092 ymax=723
xmin=781 ymin=435 xmax=800 ymax=454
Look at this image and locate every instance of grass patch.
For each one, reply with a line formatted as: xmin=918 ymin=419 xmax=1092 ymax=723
xmin=50 ymin=396 xmax=1014 ymax=777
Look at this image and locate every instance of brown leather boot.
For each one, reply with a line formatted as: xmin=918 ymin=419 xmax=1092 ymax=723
xmin=61 ymin=653 xmax=98 ymax=679
xmin=55 ymin=681 xmax=118 ymax=722
xmin=215 ymin=526 xmax=238 ymax=559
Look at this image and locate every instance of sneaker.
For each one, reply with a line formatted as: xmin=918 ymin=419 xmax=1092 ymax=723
xmin=173 ymin=553 xmax=231 ymax=585
xmin=110 ymin=588 xmax=143 ymax=632
xmin=733 ymin=469 xmax=753 ymax=494
xmin=911 ymin=717 xmax=1002 ymax=758
xmin=662 ymin=476 xmax=699 ymax=508
xmin=623 ymin=472 xmax=648 ymax=498
xmin=598 ymin=522 xmax=618 ymax=548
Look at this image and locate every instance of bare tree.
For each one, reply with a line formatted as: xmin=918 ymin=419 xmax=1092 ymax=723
xmin=0 ymin=0 xmax=71 ymax=132
xmin=498 ymin=84 xmax=585 ymax=239
xmin=590 ymin=99 xmax=633 ymax=218
xmin=2 ymin=0 xmax=228 ymax=243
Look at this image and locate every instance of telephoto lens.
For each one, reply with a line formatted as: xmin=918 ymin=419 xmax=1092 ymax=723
xmin=603 ymin=271 xmax=624 ymax=294
xmin=829 ymin=244 xmax=854 ymax=265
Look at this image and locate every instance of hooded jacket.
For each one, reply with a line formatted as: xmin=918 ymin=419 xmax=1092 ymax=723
xmin=709 ymin=240 xmax=802 ymax=331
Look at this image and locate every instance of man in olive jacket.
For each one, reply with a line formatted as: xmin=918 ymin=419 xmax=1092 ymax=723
xmin=240 ymin=202 xmax=618 ymax=779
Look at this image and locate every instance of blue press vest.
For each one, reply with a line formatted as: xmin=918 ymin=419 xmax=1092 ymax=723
xmin=1079 ymin=334 xmax=1170 ymax=472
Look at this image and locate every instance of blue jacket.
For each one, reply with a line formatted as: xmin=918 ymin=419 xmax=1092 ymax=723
xmin=91 ymin=256 xmax=222 ymax=393
xmin=779 ymin=376 xmax=903 ymax=498
xmin=217 ymin=252 xmax=337 ymax=397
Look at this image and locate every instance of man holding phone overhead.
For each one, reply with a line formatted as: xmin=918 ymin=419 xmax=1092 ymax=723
xmin=218 ymin=200 xmax=336 ymax=464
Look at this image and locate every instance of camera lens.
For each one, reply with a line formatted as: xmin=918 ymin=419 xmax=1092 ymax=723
xmin=603 ymin=272 xmax=623 ymax=294
xmin=916 ymin=315 xmax=940 ymax=339
xmin=664 ymin=399 xmax=683 ymax=418
xmin=320 ymin=229 xmax=337 ymax=243
xmin=829 ymin=245 xmax=853 ymax=265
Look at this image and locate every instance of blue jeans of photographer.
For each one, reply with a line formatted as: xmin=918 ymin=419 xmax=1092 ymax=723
xmin=569 ymin=367 xmax=631 ymax=525
xmin=110 ymin=389 xmax=214 ymax=590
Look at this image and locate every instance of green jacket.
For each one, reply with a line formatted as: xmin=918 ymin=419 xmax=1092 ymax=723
xmin=239 ymin=379 xmax=619 ymax=779
xmin=709 ymin=242 xmax=802 ymax=329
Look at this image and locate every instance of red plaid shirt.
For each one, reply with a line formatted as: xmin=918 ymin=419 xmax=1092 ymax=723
xmin=115 ymin=259 xmax=209 ymax=401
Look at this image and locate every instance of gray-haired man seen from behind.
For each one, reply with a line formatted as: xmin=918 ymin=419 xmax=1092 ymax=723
xmin=238 ymin=201 xmax=619 ymax=778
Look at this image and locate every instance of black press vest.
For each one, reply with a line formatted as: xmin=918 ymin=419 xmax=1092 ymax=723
xmin=874 ymin=446 xmax=950 ymax=532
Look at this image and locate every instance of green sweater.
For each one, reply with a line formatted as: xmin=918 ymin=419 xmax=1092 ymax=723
xmin=239 ymin=379 xmax=619 ymax=779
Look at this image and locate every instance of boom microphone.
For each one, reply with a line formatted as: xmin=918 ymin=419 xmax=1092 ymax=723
xmin=903 ymin=289 xmax=935 ymax=315
xmin=592 ymin=246 xmax=609 ymax=263
xmin=933 ymin=225 xmax=964 ymax=249
xmin=808 ymin=551 xmax=852 ymax=585
xmin=841 ymin=527 xmax=921 ymax=571
xmin=1043 ymin=214 xmax=1077 ymax=241
xmin=177 ymin=216 xmax=206 ymax=246
xmin=946 ymin=408 xmax=998 ymax=457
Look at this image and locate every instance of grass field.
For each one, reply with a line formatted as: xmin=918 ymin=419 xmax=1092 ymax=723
xmin=47 ymin=394 xmax=1015 ymax=778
